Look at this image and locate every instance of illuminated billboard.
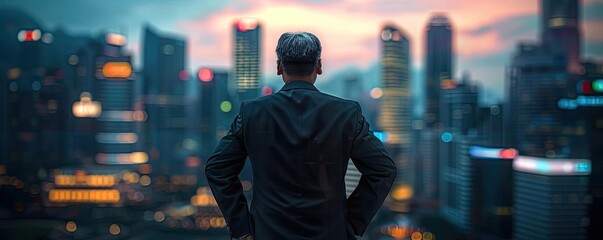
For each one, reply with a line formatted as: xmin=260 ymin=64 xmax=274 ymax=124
xmin=513 ymin=155 xmax=591 ymax=176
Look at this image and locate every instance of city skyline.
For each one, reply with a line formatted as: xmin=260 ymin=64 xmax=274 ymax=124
xmin=1 ymin=0 xmax=602 ymax=103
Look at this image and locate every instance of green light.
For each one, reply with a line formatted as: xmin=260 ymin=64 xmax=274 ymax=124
xmin=593 ymin=79 xmax=603 ymax=92
xmin=220 ymin=101 xmax=232 ymax=113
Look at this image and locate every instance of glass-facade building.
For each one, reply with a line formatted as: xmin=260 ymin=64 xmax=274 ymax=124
xmin=233 ymin=18 xmax=261 ymax=104
xmin=379 ymin=24 xmax=411 ymax=193
xmin=424 ymin=14 xmax=453 ymax=127
xmin=513 ymin=156 xmax=591 ymax=240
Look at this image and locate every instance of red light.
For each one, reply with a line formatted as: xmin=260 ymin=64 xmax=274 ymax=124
xmin=262 ymin=86 xmax=273 ymax=96
xmin=179 ymin=70 xmax=188 ymax=81
xmin=582 ymin=80 xmax=593 ymax=94
xmin=198 ymin=68 xmax=213 ymax=82
xmin=25 ymin=31 xmax=34 ymax=41
xmin=236 ymin=19 xmax=258 ymax=32
xmin=499 ymin=148 xmax=517 ymax=159
xmin=185 ymin=156 xmax=201 ymax=168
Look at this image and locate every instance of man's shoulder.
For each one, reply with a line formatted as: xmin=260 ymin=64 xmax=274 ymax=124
xmin=243 ymin=91 xmax=360 ymax=112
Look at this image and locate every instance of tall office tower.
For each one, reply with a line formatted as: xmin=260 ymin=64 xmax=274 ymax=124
xmin=508 ymin=43 xmax=587 ymax=158
xmin=513 ymin=156 xmax=591 ymax=240
xmin=233 ymin=18 xmax=261 ymax=104
xmin=541 ymin=0 xmax=581 ymax=74
xmin=379 ymin=24 xmax=412 ymax=201
xmin=424 ymin=13 xmax=453 ymax=127
xmin=94 ymin=35 xmax=144 ymax=165
xmin=441 ymin=145 xmax=516 ymax=237
xmin=561 ymin=61 xmax=603 ymax=238
xmin=142 ymin=26 xmax=187 ymax=174
xmin=0 ymin=11 xmax=70 ymax=182
xmin=197 ymin=68 xmax=234 ymax=160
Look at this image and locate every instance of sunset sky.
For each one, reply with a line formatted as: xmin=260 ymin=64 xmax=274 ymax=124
xmin=2 ymin=0 xmax=602 ymax=103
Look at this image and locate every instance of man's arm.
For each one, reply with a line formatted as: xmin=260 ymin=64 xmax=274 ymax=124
xmin=346 ymin=103 xmax=397 ymax=236
xmin=205 ymin=105 xmax=252 ymax=239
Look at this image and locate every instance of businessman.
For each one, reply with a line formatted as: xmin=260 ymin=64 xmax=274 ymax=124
xmin=205 ymin=32 xmax=397 ymax=240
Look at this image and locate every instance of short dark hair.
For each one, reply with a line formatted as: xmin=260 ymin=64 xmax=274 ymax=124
xmin=275 ymin=32 xmax=322 ymax=76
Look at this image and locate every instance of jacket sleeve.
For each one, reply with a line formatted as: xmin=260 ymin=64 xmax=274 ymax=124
xmin=346 ymin=102 xmax=397 ymax=236
xmin=205 ymin=103 xmax=251 ymax=238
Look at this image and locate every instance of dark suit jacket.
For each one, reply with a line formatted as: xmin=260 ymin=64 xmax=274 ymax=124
xmin=205 ymin=80 xmax=397 ymax=240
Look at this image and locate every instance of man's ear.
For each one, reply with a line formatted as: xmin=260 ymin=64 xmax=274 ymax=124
xmin=316 ymin=59 xmax=322 ymax=75
xmin=277 ymin=61 xmax=283 ymax=75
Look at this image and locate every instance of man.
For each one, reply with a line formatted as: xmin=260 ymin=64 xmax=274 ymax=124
xmin=205 ymin=32 xmax=397 ymax=240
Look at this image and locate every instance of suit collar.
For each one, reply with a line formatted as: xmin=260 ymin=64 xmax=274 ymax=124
xmin=279 ymin=80 xmax=319 ymax=92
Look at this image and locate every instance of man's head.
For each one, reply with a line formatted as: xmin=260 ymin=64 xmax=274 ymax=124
xmin=275 ymin=32 xmax=322 ymax=83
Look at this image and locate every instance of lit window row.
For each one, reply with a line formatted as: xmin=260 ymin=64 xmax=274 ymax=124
xmin=55 ymin=175 xmax=116 ymax=187
xmin=49 ymin=189 xmax=120 ymax=203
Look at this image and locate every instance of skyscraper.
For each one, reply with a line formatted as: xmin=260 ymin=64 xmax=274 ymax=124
xmin=513 ymin=156 xmax=591 ymax=240
xmin=142 ymin=26 xmax=187 ymax=174
xmin=424 ymin=14 xmax=453 ymax=127
xmin=379 ymin=24 xmax=412 ymax=202
xmin=197 ymin=68 xmax=234 ymax=160
xmin=94 ymin=39 xmax=142 ymax=165
xmin=233 ymin=18 xmax=261 ymax=104
xmin=541 ymin=0 xmax=581 ymax=74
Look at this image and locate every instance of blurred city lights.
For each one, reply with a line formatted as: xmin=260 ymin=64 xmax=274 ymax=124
xmin=138 ymin=164 xmax=152 ymax=174
xmin=105 ymin=33 xmax=127 ymax=46
xmin=17 ymin=29 xmax=41 ymax=42
xmin=236 ymin=18 xmax=258 ymax=32
xmin=185 ymin=156 xmax=201 ymax=168
xmin=68 ymin=55 xmax=79 ymax=65
xmin=469 ymin=146 xmax=517 ymax=160
xmin=370 ymin=87 xmax=383 ymax=99
xmin=373 ymin=131 xmax=388 ymax=142
xmin=423 ymin=232 xmax=435 ymax=240
xmin=513 ymin=156 xmax=591 ymax=176
xmin=262 ymin=86 xmax=273 ymax=96
xmin=179 ymin=69 xmax=188 ymax=81
xmin=381 ymin=30 xmax=392 ymax=41
xmin=132 ymin=110 xmax=148 ymax=121
xmin=391 ymin=184 xmax=413 ymax=201
xmin=593 ymin=79 xmax=603 ymax=92
xmin=95 ymin=152 xmax=148 ymax=164
xmin=198 ymin=68 xmax=213 ymax=82
xmin=441 ymin=132 xmax=453 ymax=142
xmin=109 ymin=224 xmax=121 ymax=235
xmin=99 ymin=110 xmax=134 ymax=121
xmin=440 ymin=79 xmax=456 ymax=89
xmin=65 ymin=221 xmax=77 ymax=233
xmin=220 ymin=101 xmax=232 ymax=113
xmin=55 ymin=174 xmax=116 ymax=187
xmin=7 ymin=68 xmax=20 ymax=79
xmin=49 ymin=189 xmax=120 ymax=203
xmin=72 ymin=92 xmax=102 ymax=118
xmin=102 ymin=62 xmax=132 ymax=79
xmin=95 ymin=132 xmax=138 ymax=144
xmin=154 ymin=211 xmax=166 ymax=222
xmin=140 ymin=175 xmax=151 ymax=186
xmin=411 ymin=231 xmax=422 ymax=240
xmin=163 ymin=44 xmax=175 ymax=55
xmin=41 ymin=32 xmax=53 ymax=44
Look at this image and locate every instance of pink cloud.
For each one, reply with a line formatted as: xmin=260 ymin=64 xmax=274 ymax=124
xmin=173 ymin=0 xmax=597 ymax=77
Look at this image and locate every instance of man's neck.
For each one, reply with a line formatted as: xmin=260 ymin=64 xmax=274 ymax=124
xmin=283 ymin=75 xmax=316 ymax=84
